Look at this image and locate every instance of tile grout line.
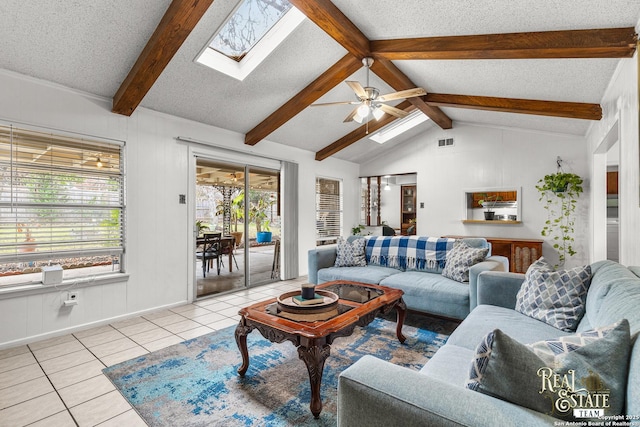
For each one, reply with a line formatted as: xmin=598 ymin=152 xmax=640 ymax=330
xmin=4 ymin=280 xmax=304 ymax=426
xmin=24 ymin=343 xmax=81 ymax=427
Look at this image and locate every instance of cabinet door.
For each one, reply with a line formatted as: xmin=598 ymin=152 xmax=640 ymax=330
xmin=400 ymin=185 xmax=416 ymax=234
xmin=512 ymin=242 xmax=542 ymax=273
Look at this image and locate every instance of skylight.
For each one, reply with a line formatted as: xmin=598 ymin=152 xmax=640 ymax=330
xmin=369 ymin=110 xmax=430 ymax=144
xmin=196 ymin=0 xmax=305 ymax=81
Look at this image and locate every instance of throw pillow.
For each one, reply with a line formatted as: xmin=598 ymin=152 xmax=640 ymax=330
xmin=334 ymin=237 xmax=366 ymax=267
xmin=441 ymin=240 xmax=489 ymax=282
xmin=515 ymin=257 xmax=592 ymax=331
xmin=466 ymin=319 xmax=631 ymax=421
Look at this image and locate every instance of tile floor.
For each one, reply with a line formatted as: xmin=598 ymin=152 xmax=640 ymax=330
xmin=0 ymin=278 xmax=306 ymax=427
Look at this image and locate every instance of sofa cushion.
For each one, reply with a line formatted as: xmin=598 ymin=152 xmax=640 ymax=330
xmin=334 ymin=236 xmax=366 ymax=267
xmin=380 ymin=271 xmax=470 ymax=319
xmin=442 ymin=240 xmax=489 ymax=283
xmin=465 ymin=319 xmax=630 ymax=420
xmin=515 ymin=257 xmax=592 ymax=331
xmin=317 ymin=265 xmax=401 ymax=285
xmin=419 ymin=344 xmax=474 ymax=385
xmin=447 ymin=305 xmax=571 ymax=351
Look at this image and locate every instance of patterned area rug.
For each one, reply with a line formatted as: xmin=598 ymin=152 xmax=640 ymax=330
xmin=104 ymin=315 xmax=457 ymax=427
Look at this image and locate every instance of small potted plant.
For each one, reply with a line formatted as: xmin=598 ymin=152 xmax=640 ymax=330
xmin=479 ymin=194 xmax=500 ymax=220
xmin=256 ymin=219 xmax=272 ymax=243
xmin=351 ymin=224 xmax=366 ymax=236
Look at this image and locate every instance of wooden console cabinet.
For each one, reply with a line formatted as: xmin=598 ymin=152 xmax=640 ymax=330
xmin=445 ymin=236 xmax=543 ymax=273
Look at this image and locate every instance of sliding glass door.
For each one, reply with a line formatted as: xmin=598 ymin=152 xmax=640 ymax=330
xmin=194 ymin=158 xmax=281 ymax=297
xmin=247 ymin=166 xmax=280 ymax=287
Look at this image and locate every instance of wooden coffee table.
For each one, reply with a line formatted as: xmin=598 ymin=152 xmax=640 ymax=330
xmin=234 ymin=280 xmax=406 ymax=418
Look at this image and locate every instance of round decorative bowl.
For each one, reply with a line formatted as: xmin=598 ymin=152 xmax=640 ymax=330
xmin=276 ymin=290 xmax=339 ymax=315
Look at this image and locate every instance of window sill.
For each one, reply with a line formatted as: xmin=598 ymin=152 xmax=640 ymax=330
xmin=0 ymin=273 xmax=130 ymax=300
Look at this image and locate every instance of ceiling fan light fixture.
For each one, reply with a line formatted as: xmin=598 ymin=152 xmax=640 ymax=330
xmin=372 ymin=107 xmax=385 ymax=121
xmin=357 ymin=104 xmax=370 ymax=118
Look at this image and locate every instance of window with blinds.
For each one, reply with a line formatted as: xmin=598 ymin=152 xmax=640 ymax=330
xmin=315 ymin=177 xmax=342 ymax=245
xmin=0 ymin=124 xmax=124 ymax=286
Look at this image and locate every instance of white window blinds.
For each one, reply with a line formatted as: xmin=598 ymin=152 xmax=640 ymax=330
xmin=315 ymin=177 xmax=342 ymax=244
xmin=0 ymin=125 xmax=124 ymax=263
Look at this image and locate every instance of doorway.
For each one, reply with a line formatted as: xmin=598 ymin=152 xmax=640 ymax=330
xmin=195 ymin=159 xmax=281 ymax=298
xmin=593 ymin=118 xmax=620 ymax=262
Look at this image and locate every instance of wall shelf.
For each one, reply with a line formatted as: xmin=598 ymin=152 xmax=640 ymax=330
xmin=462 ymin=220 xmax=522 ymax=224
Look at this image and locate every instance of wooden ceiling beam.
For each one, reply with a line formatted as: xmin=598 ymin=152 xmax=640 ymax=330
xmin=244 ymin=54 xmax=362 ymax=146
xmin=424 ymin=93 xmax=602 ymax=120
xmin=371 ymin=27 xmax=637 ymax=60
xmin=315 ymin=101 xmax=415 ymax=161
xmin=287 ymin=0 xmax=370 ymax=58
xmin=371 ymin=58 xmax=452 ymax=129
xmin=248 ymin=0 xmax=453 ymax=148
xmin=112 ymin=0 xmax=214 ymax=116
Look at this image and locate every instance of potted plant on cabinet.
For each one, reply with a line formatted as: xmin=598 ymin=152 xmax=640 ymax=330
xmin=536 ymin=171 xmax=584 ymax=267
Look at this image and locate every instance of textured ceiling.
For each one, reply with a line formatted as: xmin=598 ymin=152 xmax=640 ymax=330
xmin=0 ymin=1 xmax=638 ymax=163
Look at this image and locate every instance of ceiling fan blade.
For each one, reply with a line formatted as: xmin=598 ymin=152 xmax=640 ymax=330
xmin=378 ymin=87 xmax=426 ymax=102
xmin=343 ymin=106 xmax=360 ymax=123
xmin=311 ymin=101 xmax=360 ymax=107
xmin=346 ymin=81 xmax=367 ymax=99
xmin=378 ymin=103 xmax=410 ymax=119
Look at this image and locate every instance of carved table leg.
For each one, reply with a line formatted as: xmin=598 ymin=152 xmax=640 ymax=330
xmin=298 ymin=344 xmax=331 ymax=419
xmin=395 ymin=298 xmax=407 ymax=343
xmin=235 ymin=318 xmax=253 ymax=376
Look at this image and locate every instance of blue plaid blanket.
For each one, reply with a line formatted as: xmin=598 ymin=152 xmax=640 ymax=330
xmin=365 ymin=236 xmax=456 ymax=272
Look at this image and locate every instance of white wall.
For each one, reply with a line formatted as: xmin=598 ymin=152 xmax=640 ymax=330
xmin=0 ymin=70 xmax=360 ymax=348
xmin=587 ymin=50 xmax=640 ymax=266
xmin=361 ymin=123 xmax=590 ymax=268
xmin=379 ymin=184 xmax=401 ymax=227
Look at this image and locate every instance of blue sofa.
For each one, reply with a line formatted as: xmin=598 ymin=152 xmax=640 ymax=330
xmin=338 ymin=260 xmax=640 ymax=426
xmin=308 ymin=237 xmax=508 ymax=320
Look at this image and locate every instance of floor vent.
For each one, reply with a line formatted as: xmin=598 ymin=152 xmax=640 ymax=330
xmin=438 ymin=138 xmax=454 ymax=147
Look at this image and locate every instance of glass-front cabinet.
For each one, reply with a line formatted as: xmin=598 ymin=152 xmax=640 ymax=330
xmin=401 ymin=185 xmax=416 ymax=234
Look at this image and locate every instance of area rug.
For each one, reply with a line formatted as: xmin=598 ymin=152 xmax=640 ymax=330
xmin=104 ymin=315 xmax=456 ymax=427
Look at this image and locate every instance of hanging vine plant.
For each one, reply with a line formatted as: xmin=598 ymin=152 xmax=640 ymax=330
xmin=536 ymin=171 xmax=584 ymax=267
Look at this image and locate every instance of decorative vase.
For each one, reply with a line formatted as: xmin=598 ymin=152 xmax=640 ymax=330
xmin=484 ymin=211 xmax=495 ymax=220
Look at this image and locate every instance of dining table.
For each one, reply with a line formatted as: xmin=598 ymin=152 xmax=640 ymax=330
xmin=196 ymin=234 xmax=236 ymax=273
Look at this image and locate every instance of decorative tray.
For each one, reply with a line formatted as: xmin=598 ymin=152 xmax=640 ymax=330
xmin=277 ymin=290 xmax=339 ymax=314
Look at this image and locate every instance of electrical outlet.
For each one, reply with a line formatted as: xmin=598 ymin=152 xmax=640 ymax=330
xmin=63 ymin=291 xmax=79 ymax=307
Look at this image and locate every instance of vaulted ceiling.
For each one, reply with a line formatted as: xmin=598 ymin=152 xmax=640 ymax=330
xmin=0 ymin=0 xmax=638 ymax=164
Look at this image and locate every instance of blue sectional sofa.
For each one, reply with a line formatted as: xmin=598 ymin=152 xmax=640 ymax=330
xmin=308 ymin=237 xmax=508 ymax=320
xmin=337 ymin=260 xmax=640 ymax=426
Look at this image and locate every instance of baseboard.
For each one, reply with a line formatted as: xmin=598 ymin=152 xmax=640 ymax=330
xmin=0 ymin=300 xmax=190 ymax=350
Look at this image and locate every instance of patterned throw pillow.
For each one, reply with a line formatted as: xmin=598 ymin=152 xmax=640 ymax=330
xmin=465 ymin=320 xmax=630 ymax=420
xmin=334 ymin=237 xmax=366 ymax=267
xmin=441 ymin=240 xmax=488 ymax=282
xmin=515 ymin=257 xmax=592 ymax=331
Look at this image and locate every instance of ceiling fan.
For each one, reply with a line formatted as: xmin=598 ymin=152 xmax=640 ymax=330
xmin=311 ymin=57 xmax=426 ymax=124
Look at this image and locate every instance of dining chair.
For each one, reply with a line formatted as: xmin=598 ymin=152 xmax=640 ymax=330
xmin=220 ymin=236 xmax=240 ymax=271
xmin=196 ymin=232 xmax=222 ymax=277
